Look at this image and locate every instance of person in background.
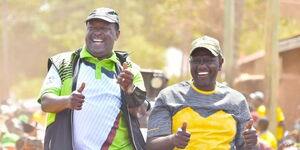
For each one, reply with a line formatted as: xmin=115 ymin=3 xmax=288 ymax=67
xmin=38 ymin=7 xmax=149 ymax=150
xmin=255 ymin=117 xmax=277 ymax=149
xmin=1 ymin=132 xmax=19 ymax=150
xmin=278 ymin=139 xmax=298 ymax=150
xmin=257 ymin=139 xmax=273 ymax=150
xmin=146 ymin=35 xmax=258 ymax=150
xmin=15 ymin=136 xmax=43 ymax=150
xmin=249 ymin=91 xmax=285 ymax=142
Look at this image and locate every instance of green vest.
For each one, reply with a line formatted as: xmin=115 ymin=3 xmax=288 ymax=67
xmin=39 ymin=49 xmax=146 ymax=150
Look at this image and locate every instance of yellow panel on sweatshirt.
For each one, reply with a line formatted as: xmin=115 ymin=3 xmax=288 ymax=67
xmin=172 ymin=107 xmax=236 ymax=150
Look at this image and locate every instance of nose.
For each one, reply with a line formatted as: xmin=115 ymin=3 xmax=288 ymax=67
xmin=94 ymin=30 xmax=104 ymax=35
xmin=197 ymin=63 xmax=208 ymax=70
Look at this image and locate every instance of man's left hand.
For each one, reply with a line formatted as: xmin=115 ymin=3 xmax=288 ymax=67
xmin=242 ymin=119 xmax=258 ymax=148
xmin=117 ymin=63 xmax=135 ymax=94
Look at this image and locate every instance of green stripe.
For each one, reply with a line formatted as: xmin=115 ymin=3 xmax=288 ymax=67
xmin=58 ymin=67 xmax=72 ymax=73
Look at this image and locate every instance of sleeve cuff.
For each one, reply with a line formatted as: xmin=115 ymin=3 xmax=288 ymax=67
xmin=37 ymin=87 xmax=60 ymax=103
xmin=125 ymin=87 xmax=146 ymax=108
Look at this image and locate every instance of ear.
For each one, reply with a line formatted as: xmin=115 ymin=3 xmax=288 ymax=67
xmin=218 ymin=57 xmax=224 ymax=71
xmin=115 ymin=31 xmax=120 ymax=41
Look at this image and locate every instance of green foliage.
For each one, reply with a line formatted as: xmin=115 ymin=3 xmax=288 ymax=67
xmin=279 ymin=18 xmax=300 ymax=39
xmin=167 ymin=74 xmax=190 ymax=87
xmin=240 ymin=29 xmax=265 ymax=55
xmin=240 ymin=0 xmax=267 ymax=55
xmin=1 ymin=0 xmax=300 ymax=99
xmin=121 ymin=35 xmax=165 ymax=70
xmin=240 ymin=0 xmax=300 ymax=55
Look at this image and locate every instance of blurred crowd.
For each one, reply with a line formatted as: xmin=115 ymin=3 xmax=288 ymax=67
xmin=0 ymin=99 xmax=45 ymax=150
xmin=247 ymin=91 xmax=300 ymax=150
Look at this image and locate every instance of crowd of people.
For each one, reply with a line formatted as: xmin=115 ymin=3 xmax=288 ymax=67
xmin=247 ymin=91 xmax=300 ymax=150
xmin=0 ymin=100 xmax=45 ymax=150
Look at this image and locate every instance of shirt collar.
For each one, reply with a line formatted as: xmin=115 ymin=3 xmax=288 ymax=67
xmin=189 ymin=80 xmax=216 ymax=95
xmin=79 ymin=45 xmax=119 ymax=79
xmin=80 ymin=45 xmax=119 ymax=64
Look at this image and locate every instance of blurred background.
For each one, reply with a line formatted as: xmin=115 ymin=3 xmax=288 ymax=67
xmin=0 ymin=0 xmax=300 ymax=149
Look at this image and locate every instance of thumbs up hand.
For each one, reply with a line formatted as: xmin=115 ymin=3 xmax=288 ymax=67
xmin=171 ymin=122 xmax=191 ymax=149
xmin=117 ymin=62 xmax=135 ymax=94
xmin=67 ymin=82 xmax=85 ymax=110
xmin=77 ymin=82 xmax=85 ymax=93
xmin=242 ymin=119 xmax=258 ymax=148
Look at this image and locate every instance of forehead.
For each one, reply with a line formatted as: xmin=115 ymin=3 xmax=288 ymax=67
xmin=190 ymin=48 xmax=215 ymax=58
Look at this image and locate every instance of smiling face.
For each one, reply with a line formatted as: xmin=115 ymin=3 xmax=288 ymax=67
xmin=85 ymin=19 xmax=120 ymax=60
xmin=189 ymin=48 xmax=223 ymax=91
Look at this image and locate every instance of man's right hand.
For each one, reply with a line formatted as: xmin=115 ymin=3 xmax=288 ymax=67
xmin=171 ymin=122 xmax=191 ymax=149
xmin=242 ymin=119 xmax=258 ymax=149
xmin=67 ymin=82 xmax=85 ymax=110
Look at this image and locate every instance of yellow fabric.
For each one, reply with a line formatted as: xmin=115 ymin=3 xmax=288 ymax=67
xmin=32 ymin=111 xmax=46 ymax=126
xmin=259 ymin=131 xmax=277 ymax=149
xmin=190 ymin=81 xmax=215 ymax=95
xmin=257 ymin=105 xmax=285 ymax=140
xmin=172 ymin=107 xmax=236 ymax=150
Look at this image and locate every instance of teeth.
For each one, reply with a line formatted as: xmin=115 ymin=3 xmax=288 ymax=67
xmin=198 ymin=72 xmax=208 ymax=75
xmin=93 ymin=39 xmax=103 ymax=42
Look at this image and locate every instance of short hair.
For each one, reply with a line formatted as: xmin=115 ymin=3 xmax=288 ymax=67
xmin=257 ymin=117 xmax=269 ymax=131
